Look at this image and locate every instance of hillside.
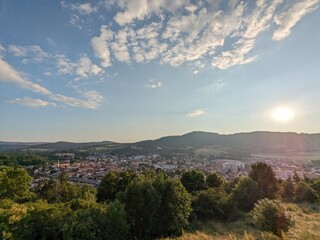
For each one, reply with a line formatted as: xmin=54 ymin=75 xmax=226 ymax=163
xmin=1 ymin=131 xmax=320 ymax=154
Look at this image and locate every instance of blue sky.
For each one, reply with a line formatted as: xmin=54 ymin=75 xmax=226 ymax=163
xmin=0 ymin=0 xmax=319 ymax=142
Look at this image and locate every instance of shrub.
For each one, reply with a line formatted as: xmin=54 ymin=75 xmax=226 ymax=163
xmin=231 ymin=177 xmax=260 ymax=212
xmin=192 ymin=189 xmax=237 ymax=221
xmin=252 ymin=199 xmax=294 ymax=237
xmin=295 ymin=181 xmax=319 ymax=203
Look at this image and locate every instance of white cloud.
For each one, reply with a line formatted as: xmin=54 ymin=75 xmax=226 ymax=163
xmin=56 ymin=54 xmax=102 ymax=78
xmin=70 ymin=3 xmax=98 ymax=15
xmin=0 ymin=58 xmax=51 ymax=95
xmin=0 ymin=58 xmax=103 ymax=109
xmin=187 ymin=110 xmax=204 ymax=117
xmin=111 ymin=0 xmax=188 ymax=26
xmin=212 ymin=39 xmax=258 ymax=69
xmin=145 ymin=79 xmax=162 ymax=88
xmin=91 ymin=25 xmax=113 ymax=68
xmin=272 ymin=0 xmax=320 ymax=41
xmin=8 ymin=45 xmax=49 ymax=63
xmin=94 ymin=0 xmax=318 ymax=70
xmin=7 ymin=97 xmax=56 ymax=107
xmin=76 ymin=56 xmax=102 ymax=78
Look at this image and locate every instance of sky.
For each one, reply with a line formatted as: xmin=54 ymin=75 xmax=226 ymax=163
xmin=0 ymin=0 xmax=320 ymax=143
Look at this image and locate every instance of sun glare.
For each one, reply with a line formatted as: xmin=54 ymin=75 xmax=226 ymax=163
xmin=272 ymin=107 xmax=295 ymax=122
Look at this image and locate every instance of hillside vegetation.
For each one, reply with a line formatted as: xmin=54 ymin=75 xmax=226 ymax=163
xmin=1 ymin=162 xmax=320 ymax=239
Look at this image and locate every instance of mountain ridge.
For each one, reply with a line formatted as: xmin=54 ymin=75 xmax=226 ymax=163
xmin=1 ymin=131 xmax=319 ymax=153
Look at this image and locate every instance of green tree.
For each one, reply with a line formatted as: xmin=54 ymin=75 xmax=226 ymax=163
xmin=104 ymin=200 xmax=130 ymax=240
xmin=180 ymin=169 xmax=207 ymax=193
xmin=153 ymin=176 xmax=192 ymax=237
xmin=0 ymin=166 xmax=33 ymax=202
xmin=124 ymin=178 xmax=160 ymax=239
xmin=279 ymin=178 xmax=295 ymax=202
xmin=249 ymin=162 xmax=278 ymax=199
xmin=231 ymin=177 xmax=260 ymax=212
xmin=207 ymin=172 xmax=225 ymax=188
xmin=97 ymin=170 xmax=137 ymax=203
xmin=192 ymin=188 xmax=235 ymax=221
xmin=294 ymin=181 xmax=319 ymax=203
xmin=253 ymin=199 xmax=294 ymax=237
xmin=12 ymin=201 xmax=73 ymax=240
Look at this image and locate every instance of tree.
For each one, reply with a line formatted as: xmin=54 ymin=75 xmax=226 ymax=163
xmin=12 ymin=201 xmax=73 ymax=240
xmin=253 ymin=199 xmax=294 ymax=237
xmin=124 ymin=178 xmax=160 ymax=239
xmin=249 ymin=162 xmax=277 ymax=199
xmin=231 ymin=177 xmax=260 ymax=212
xmin=279 ymin=178 xmax=295 ymax=202
xmin=207 ymin=172 xmax=225 ymax=188
xmin=294 ymin=181 xmax=319 ymax=203
xmin=97 ymin=170 xmax=137 ymax=203
xmin=153 ymin=176 xmax=192 ymax=237
xmin=192 ymin=189 xmax=236 ymax=221
xmin=36 ymin=177 xmax=96 ymax=203
xmin=0 ymin=166 xmax=33 ymax=202
xmin=180 ymin=169 xmax=207 ymax=193
xmin=104 ymin=200 xmax=130 ymax=240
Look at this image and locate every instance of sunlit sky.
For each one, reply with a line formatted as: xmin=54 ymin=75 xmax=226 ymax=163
xmin=0 ymin=0 xmax=320 ymax=142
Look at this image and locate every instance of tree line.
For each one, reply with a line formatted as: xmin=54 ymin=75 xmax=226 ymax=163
xmin=1 ymin=162 xmax=320 ymax=239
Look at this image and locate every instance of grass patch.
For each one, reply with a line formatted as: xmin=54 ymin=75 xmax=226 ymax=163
xmin=163 ymin=203 xmax=320 ymax=240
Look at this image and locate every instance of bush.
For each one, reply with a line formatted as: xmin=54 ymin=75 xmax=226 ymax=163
xmin=192 ymin=189 xmax=237 ymax=221
xmin=231 ymin=177 xmax=260 ymax=212
xmin=252 ymin=199 xmax=294 ymax=237
xmin=295 ymin=181 xmax=319 ymax=203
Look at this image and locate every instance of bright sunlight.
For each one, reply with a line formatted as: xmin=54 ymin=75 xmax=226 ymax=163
xmin=272 ymin=107 xmax=295 ymax=123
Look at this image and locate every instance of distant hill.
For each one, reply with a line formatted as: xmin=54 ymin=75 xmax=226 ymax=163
xmin=1 ymin=131 xmax=320 ymax=154
xmin=133 ymin=131 xmax=320 ymax=154
xmin=0 ymin=141 xmax=48 ymax=151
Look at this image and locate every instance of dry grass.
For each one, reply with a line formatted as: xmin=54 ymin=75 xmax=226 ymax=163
xmin=163 ymin=203 xmax=320 ymax=240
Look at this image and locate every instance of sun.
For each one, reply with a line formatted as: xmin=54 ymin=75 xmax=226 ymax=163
xmin=272 ymin=107 xmax=295 ymax=122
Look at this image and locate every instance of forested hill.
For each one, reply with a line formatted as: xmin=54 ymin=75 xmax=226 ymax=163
xmin=1 ymin=131 xmax=320 ymax=153
xmin=135 ymin=131 xmax=320 ymax=153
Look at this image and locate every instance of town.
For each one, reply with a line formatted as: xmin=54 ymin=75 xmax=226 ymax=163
xmin=30 ymin=151 xmax=320 ymax=188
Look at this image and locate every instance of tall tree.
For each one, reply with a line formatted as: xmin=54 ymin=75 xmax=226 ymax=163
xmin=249 ymin=162 xmax=277 ymax=199
xmin=153 ymin=176 xmax=192 ymax=237
xmin=124 ymin=178 xmax=160 ymax=239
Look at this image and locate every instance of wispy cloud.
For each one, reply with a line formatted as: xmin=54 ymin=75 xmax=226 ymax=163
xmin=187 ymin=110 xmax=204 ymax=117
xmin=7 ymin=97 xmax=56 ymax=107
xmin=8 ymin=45 xmax=49 ymax=63
xmin=273 ymin=0 xmax=320 ymax=41
xmin=70 ymin=3 xmax=98 ymax=15
xmin=0 ymin=58 xmax=103 ymax=109
xmin=145 ymin=79 xmax=162 ymax=89
xmin=201 ymin=80 xmax=225 ymax=92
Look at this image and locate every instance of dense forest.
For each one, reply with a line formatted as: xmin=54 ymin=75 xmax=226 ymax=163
xmin=1 ymin=162 xmax=320 ymax=240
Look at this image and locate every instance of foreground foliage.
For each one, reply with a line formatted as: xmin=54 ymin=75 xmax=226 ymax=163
xmin=1 ymin=163 xmax=320 ymax=239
